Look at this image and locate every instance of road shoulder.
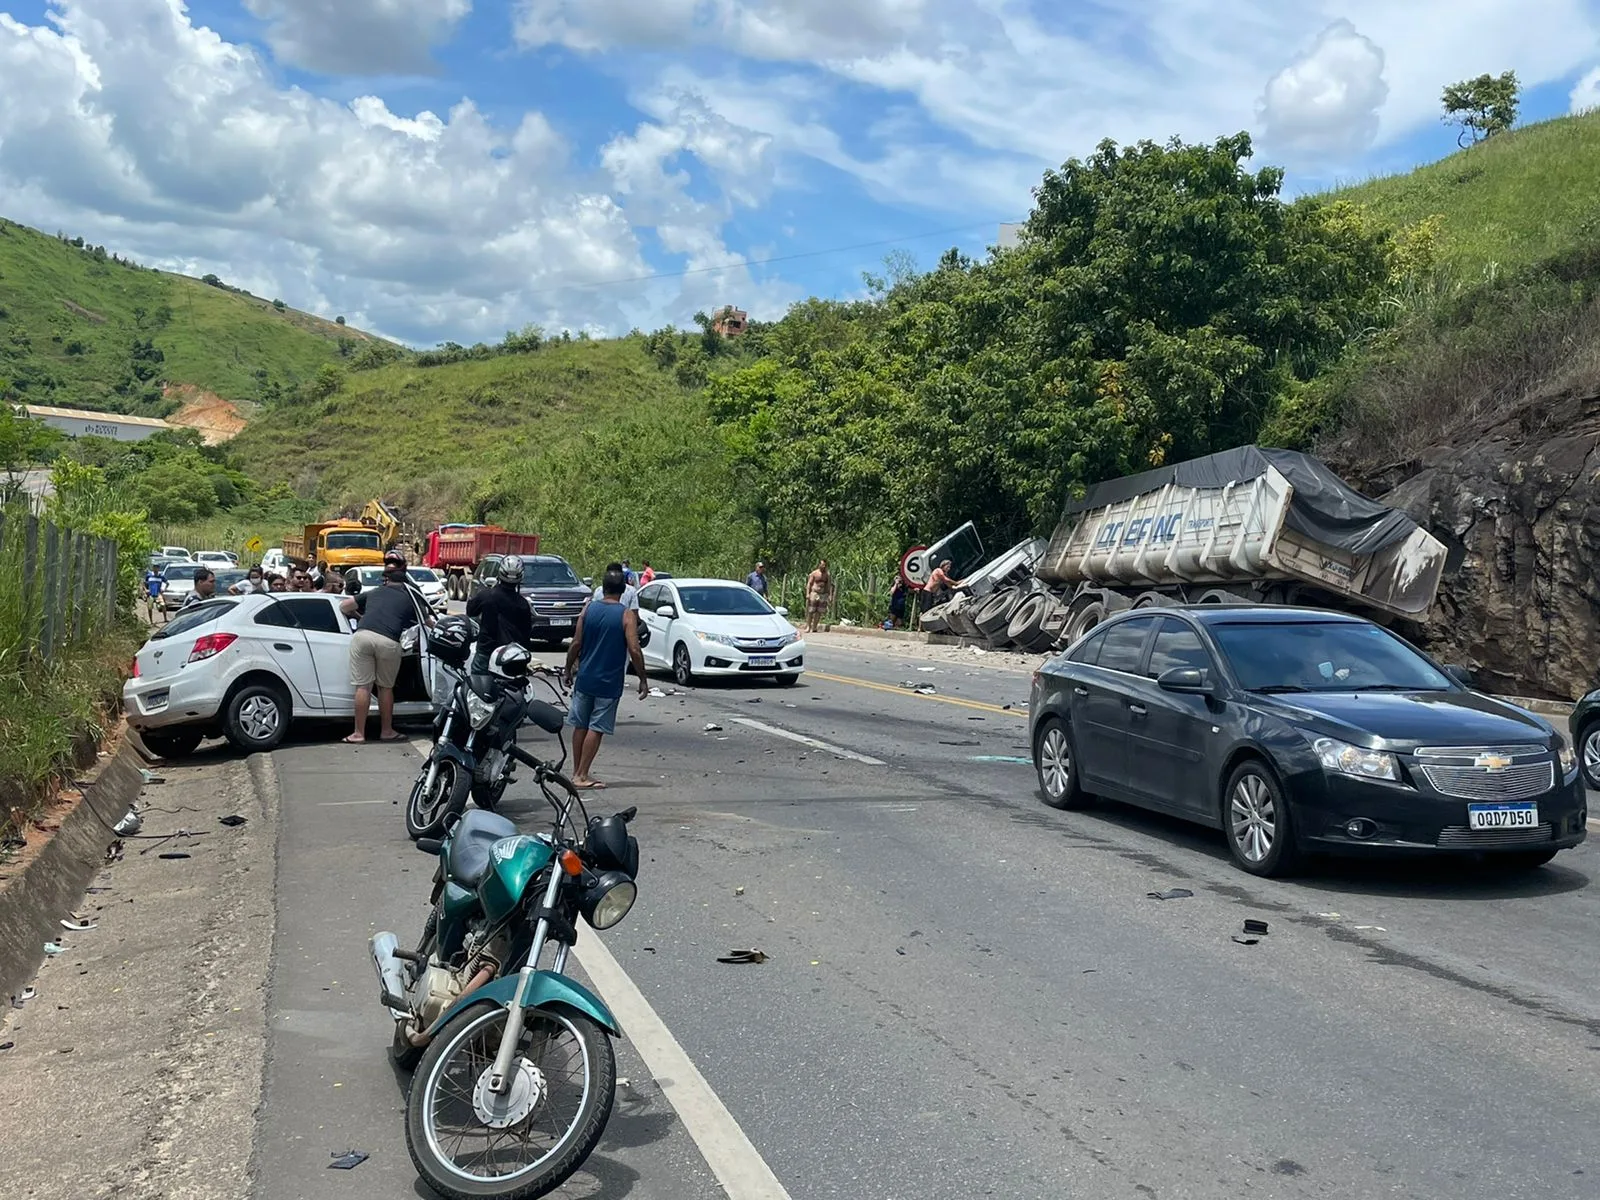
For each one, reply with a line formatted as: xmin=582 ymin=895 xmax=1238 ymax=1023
xmin=0 ymin=751 xmax=279 ymax=1200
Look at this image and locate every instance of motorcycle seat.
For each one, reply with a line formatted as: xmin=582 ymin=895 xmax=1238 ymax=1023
xmin=446 ymin=809 xmax=520 ymax=888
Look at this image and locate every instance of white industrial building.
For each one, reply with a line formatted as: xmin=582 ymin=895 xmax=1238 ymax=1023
xmin=19 ymin=404 xmax=172 ymax=442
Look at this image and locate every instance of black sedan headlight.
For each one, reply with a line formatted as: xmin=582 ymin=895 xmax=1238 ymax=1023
xmin=1554 ymin=734 xmax=1578 ymax=776
xmin=1312 ymin=736 xmax=1400 ymax=782
xmin=580 ymin=870 xmax=637 ymax=930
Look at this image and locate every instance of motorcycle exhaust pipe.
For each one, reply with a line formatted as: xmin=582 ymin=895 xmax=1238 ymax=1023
xmin=404 ymin=962 xmax=497 ymax=1049
xmin=370 ymin=932 xmax=410 ymax=1013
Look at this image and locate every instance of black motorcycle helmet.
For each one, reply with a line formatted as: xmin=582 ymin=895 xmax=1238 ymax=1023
xmin=428 ymin=615 xmax=478 ymax=668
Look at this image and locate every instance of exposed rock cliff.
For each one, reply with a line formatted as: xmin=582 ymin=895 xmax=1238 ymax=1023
xmin=1337 ymin=389 xmax=1600 ymax=701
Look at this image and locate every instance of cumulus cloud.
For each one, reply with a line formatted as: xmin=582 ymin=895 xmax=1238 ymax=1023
xmin=242 ymin=0 xmax=472 ymax=75
xmin=1572 ymin=66 xmax=1600 ymax=113
xmin=0 ymin=0 xmax=785 ymax=342
xmin=1256 ymin=20 xmax=1388 ymax=158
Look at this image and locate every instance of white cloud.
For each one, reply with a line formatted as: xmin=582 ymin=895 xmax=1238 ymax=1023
xmin=0 ymin=0 xmax=782 ymax=343
xmin=1257 ymin=20 xmax=1388 ymax=159
xmin=1573 ymin=66 xmax=1600 ymax=113
xmin=242 ymin=0 xmax=472 ymax=75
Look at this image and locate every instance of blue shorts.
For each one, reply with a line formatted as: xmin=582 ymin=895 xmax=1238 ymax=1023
xmin=567 ymin=689 xmax=620 ymax=735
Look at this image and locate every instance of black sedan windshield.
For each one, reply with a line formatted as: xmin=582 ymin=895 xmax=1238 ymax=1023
xmin=678 ymin=586 xmax=772 ymax=616
xmin=1210 ymin=620 xmax=1452 ymax=693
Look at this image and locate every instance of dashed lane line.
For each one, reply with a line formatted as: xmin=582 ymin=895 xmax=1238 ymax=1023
xmin=729 ymin=717 xmax=887 ymax=765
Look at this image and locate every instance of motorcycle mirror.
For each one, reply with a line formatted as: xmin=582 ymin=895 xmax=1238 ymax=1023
xmin=618 ymin=806 xmax=638 ymax=823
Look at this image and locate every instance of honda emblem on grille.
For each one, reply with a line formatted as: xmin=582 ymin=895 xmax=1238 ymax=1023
xmin=1473 ymin=753 xmax=1512 ymax=771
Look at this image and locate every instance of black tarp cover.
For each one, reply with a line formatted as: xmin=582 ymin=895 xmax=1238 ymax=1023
xmin=1063 ymin=445 xmax=1417 ymax=557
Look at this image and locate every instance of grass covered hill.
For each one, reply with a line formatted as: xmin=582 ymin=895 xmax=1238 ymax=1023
xmin=1333 ymin=110 xmax=1600 ymax=275
xmin=0 ymin=216 xmax=383 ymax=418
xmin=228 ymin=336 xmax=700 ymax=530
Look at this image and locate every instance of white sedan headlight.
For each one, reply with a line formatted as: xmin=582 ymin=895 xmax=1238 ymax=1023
xmin=693 ymin=629 xmax=739 ymax=647
xmin=776 ymin=631 xmax=799 ymax=647
xmin=1313 ymin=736 xmax=1399 ymax=782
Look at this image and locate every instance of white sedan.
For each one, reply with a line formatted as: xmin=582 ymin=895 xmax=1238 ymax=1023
xmin=636 ymin=578 xmax=805 ymax=686
xmin=406 ymin=566 xmax=450 ymax=614
xmin=123 ymin=593 xmax=442 ymax=757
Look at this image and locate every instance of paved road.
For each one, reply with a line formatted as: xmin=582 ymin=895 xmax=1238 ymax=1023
xmin=243 ymin=633 xmax=1597 ymax=1199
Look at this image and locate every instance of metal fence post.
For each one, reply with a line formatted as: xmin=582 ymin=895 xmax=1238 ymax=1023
xmin=72 ymin=533 xmax=91 ymax=643
xmin=23 ymin=515 xmax=39 ymax=651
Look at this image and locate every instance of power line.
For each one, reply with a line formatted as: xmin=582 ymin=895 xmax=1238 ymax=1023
xmin=521 ymin=218 xmax=1017 ymax=300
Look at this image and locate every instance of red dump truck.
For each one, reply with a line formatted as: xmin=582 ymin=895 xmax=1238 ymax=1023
xmin=423 ymin=524 xmax=542 ymax=599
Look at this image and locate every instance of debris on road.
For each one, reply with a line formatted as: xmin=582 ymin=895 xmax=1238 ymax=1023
xmin=158 ymin=852 xmax=192 ymax=860
xmin=60 ymin=917 xmax=97 ymax=931
xmin=717 ymin=948 xmax=768 ymax=965
xmin=42 ymin=942 xmax=65 ymax=955
xmin=734 ymin=886 xmax=745 ymax=896
xmin=703 ymin=723 xmax=724 ymax=732
xmin=917 ymin=666 xmax=938 ymax=672
xmin=328 ymin=1150 xmax=370 ymax=1170
xmin=1244 ymin=919 xmax=1269 ymax=935
xmin=1233 ymin=918 xmax=1271 ymax=945
xmin=112 ymin=809 xmax=142 ymax=837
xmin=1146 ymin=888 xmax=1194 ymax=901
xmin=11 ymin=986 xmax=36 ymax=1008
xmin=136 ymin=769 xmax=166 ymax=785
xmin=218 ymin=814 xmax=248 ymax=827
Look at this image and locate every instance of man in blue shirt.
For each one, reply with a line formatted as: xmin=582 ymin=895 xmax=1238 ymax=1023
xmin=564 ymin=567 xmax=648 ymax=789
xmin=745 ymin=561 xmax=768 ymax=597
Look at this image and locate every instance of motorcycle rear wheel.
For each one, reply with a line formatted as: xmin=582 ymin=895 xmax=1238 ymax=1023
xmin=406 ymin=757 xmax=470 ymax=840
xmin=405 ymin=1003 xmax=616 ymax=1199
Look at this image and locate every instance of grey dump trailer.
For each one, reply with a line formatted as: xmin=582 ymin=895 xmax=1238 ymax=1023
xmin=919 ymin=446 xmax=1447 ymax=652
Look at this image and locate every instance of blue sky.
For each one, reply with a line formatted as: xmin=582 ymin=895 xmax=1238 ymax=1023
xmin=2 ymin=1 xmax=1598 ymax=346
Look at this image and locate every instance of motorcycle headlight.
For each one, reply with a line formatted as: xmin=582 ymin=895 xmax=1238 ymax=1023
xmin=1555 ymin=735 xmax=1577 ymax=776
xmin=693 ymin=629 xmax=739 ymax=647
xmin=1312 ymin=736 xmax=1399 ymax=782
xmin=464 ymin=689 xmax=497 ymax=730
xmin=580 ymin=871 xmax=637 ymax=930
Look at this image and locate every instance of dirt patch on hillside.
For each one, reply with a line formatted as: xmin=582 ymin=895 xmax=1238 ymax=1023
xmin=61 ymin=299 xmax=106 ymax=323
xmin=164 ymin=385 xmax=247 ymax=444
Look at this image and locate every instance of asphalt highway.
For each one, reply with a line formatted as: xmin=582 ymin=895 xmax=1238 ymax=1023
xmin=253 ymin=635 xmax=1599 ymax=1200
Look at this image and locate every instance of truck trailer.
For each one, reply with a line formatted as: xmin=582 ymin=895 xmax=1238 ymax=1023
xmin=926 ymin=446 xmax=1448 ymax=652
xmin=423 ymin=524 xmax=542 ymax=599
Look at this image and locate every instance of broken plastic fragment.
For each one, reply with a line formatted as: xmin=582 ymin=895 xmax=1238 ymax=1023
xmin=43 ymin=942 xmax=65 ymax=955
xmin=703 ymin=723 xmax=723 ymax=732
xmin=328 ymin=1150 xmax=369 ymax=1170
xmin=716 ymin=948 xmax=768 ymax=965
xmin=218 ymin=814 xmax=248 ymax=827
xmin=1146 ymin=888 xmax=1194 ymax=901
xmin=60 ymin=918 xmax=97 ymax=931
xmin=112 ymin=809 xmax=142 ymax=837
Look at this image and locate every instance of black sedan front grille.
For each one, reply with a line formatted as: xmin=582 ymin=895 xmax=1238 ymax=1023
xmin=1436 ymin=824 xmax=1554 ymax=849
xmin=1412 ymin=745 xmax=1553 ymax=802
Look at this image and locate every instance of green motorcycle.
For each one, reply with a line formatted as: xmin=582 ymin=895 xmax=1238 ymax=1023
xmin=372 ymin=756 xmax=640 ymax=1199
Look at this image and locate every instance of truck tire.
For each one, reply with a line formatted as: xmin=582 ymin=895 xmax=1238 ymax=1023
xmin=1059 ymin=600 xmax=1106 ymax=648
xmin=1132 ymin=591 xmax=1175 ymax=609
xmin=973 ymin=587 xmax=1022 ymax=637
xmin=1006 ymin=594 xmax=1049 ymax=646
xmin=919 ymin=602 xmax=951 ymax=634
xmin=1022 ymin=600 xmax=1066 ymax=652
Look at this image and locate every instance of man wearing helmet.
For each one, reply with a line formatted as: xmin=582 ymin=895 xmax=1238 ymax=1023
xmin=466 ymin=553 xmax=534 ymax=674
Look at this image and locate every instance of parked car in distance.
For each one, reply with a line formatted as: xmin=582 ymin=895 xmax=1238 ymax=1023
xmin=470 ymin=553 xmax=590 ymax=646
xmin=158 ymin=562 xmax=203 ymax=610
xmin=195 ymin=551 xmax=233 ymax=567
xmin=158 ymin=545 xmax=192 ymax=561
xmin=147 ymin=553 xmax=183 ymax=572
xmin=1566 ymin=690 xmax=1600 ymax=791
xmin=260 ymin=548 xmax=288 ymax=576
xmin=1029 ymin=606 xmax=1587 ymax=877
xmin=124 ymin=593 xmax=441 ymax=756
xmin=637 ymin=578 xmax=804 ymax=686
xmin=406 ymin=566 xmax=449 ymax=614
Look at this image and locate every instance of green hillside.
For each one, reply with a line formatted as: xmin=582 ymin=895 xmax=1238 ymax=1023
xmin=0 ymin=216 xmax=382 ymax=416
xmin=228 ymin=336 xmax=697 ymax=526
xmin=1332 ymin=110 xmax=1600 ymax=273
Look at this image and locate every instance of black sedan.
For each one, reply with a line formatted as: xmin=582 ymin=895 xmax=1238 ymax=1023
xmin=1029 ymin=606 xmax=1588 ymax=877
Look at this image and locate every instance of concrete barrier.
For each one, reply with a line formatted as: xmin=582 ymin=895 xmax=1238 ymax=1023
xmin=0 ymin=747 xmax=144 ymax=1003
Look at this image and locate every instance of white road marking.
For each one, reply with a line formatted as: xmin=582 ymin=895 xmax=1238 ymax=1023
xmin=1588 ymin=818 xmax=1599 ymax=831
xmin=574 ymin=932 xmax=793 ymax=1200
xmin=316 ymin=800 xmax=392 ymax=807
xmin=729 ymin=718 xmax=886 ymax=765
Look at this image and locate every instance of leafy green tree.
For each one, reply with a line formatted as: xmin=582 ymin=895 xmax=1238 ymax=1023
xmin=1442 ymin=71 xmax=1519 ymax=145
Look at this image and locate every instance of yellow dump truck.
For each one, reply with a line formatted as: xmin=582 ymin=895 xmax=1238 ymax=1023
xmin=283 ymin=520 xmax=385 ymax=573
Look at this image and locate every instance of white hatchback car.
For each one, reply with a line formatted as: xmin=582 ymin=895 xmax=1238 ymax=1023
xmin=124 ymin=593 xmax=442 ymax=757
xmin=636 ymin=578 xmax=805 ymax=686
xmin=406 ymin=566 xmax=450 ymax=614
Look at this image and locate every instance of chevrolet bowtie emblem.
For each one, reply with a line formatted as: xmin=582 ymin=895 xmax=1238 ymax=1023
xmin=1474 ymin=753 xmax=1512 ymax=771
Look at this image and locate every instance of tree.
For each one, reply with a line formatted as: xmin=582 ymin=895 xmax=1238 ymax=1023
xmin=335 ymin=315 xmax=346 ymax=325
xmin=272 ymin=298 xmax=287 ymax=311
xmin=1442 ymin=71 xmax=1519 ymax=145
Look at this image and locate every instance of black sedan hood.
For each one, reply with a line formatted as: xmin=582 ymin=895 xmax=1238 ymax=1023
xmin=1254 ymin=689 xmax=1555 ymax=750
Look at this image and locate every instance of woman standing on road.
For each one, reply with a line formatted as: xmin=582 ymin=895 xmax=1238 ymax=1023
xmin=806 ymin=559 xmax=834 ymax=634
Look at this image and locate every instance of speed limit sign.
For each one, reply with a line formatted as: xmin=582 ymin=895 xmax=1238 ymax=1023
xmin=900 ymin=544 xmax=928 ymax=589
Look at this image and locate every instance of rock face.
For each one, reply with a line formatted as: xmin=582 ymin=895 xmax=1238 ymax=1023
xmin=1338 ymin=390 xmax=1600 ymax=701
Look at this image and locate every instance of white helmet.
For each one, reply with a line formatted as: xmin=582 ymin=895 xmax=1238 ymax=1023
xmin=488 ymin=643 xmax=532 ymax=679
xmin=497 ymin=555 xmax=525 ymax=586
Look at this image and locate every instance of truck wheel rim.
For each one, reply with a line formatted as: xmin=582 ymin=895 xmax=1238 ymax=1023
xmin=1230 ymin=774 xmax=1275 ymax=863
xmin=239 ymin=695 xmax=280 ymax=741
xmin=422 ymin=1007 xmax=591 ymax=1182
xmin=1040 ymin=728 xmax=1071 ymax=798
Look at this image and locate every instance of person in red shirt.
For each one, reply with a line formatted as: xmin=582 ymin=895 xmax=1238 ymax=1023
xmin=639 ymin=561 xmax=656 ymax=586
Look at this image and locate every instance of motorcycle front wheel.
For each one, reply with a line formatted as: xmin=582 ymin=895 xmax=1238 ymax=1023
xmin=406 ymin=756 xmax=471 ymax=840
xmin=405 ymin=1003 xmax=616 ymax=1200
